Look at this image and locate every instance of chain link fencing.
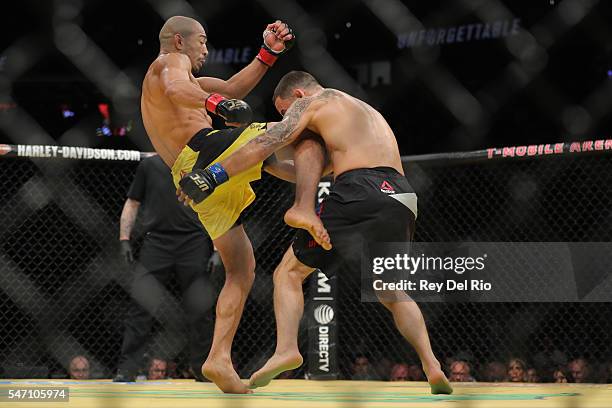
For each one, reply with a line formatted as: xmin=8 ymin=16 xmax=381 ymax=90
xmin=336 ymin=149 xmax=612 ymax=382
xmin=1 ymin=145 xmax=610 ymax=383
xmin=0 ymin=151 xmax=296 ymax=379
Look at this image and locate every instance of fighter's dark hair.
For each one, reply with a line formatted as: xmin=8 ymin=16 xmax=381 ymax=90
xmin=272 ymin=71 xmax=320 ymax=102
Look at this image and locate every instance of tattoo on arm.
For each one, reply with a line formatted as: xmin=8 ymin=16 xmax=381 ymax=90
xmin=252 ymin=89 xmax=335 ymax=149
xmin=258 ymin=98 xmax=312 ymax=147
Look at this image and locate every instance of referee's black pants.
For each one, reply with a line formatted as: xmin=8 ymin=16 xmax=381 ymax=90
xmin=117 ymin=231 xmax=213 ymax=378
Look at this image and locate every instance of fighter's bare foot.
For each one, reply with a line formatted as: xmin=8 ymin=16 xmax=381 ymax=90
xmin=248 ymin=352 xmax=303 ymax=389
xmin=425 ymin=367 xmax=453 ymax=395
xmin=202 ymin=359 xmax=252 ymax=394
xmin=284 ymin=206 xmax=332 ymax=250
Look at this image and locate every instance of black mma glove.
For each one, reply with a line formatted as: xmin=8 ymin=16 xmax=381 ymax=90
xmin=205 ymin=94 xmax=252 ymax=124
xmin=179 ymin=163 xmax=229 ymax=204
xmin=120 ymin=239 xmax=134 ymax=264
xmin=256 ymin=23 xmax=295 ymax=66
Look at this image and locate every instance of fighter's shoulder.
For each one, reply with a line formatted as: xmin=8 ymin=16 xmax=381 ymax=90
xmin=317 ymin=88 xmax=343 ymax=99
xmin=298 ymin=89 xmax=341 ymax=114
xmin=153 ymin=53 xmax=191 ymax=71
xmin=307 ymin=89 xmax=342 ymax=108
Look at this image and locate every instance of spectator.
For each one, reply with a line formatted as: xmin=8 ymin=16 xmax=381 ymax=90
xmin=407 ymin=364 xmax=425 ymax=381
xmin=389 ymin=364 xmax=409 ymax=381
xmin=68 ymin=355 xmax=90 ymax=380
xmin=483 ymin=361 xmax=506 ymax=382
xmin=147 ymin=357 xmax=168 ymax=380
xmin=568 ymin=358 xmax=591 ymax=383
xmin=113 ymin=155 xmax=214 ymax=382
xmin=351 ymin=355 xmax=378 ymax=380
xmin=553 ymin=367 xmax=570 ymax=383
xmin=526 ymin=368 xmax=540 ymax=383
xmin=449 ymin=360 xmax=475 ymax=382
xmin=507 ymin=358 xmax=527 ymax=382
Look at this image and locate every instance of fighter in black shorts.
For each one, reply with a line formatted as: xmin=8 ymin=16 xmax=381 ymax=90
xmin=179 ymin=71 xmax=452 ymax=394
xmin=292 ymin=166 xmax=417 ymax=276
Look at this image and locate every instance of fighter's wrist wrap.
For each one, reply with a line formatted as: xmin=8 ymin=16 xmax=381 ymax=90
xmin=178 ymin=163 xmax=229 ymax=204
xmin=208 ymin=163 xmax=229 ymax=185
xmin=205 ymin=93 xmax=226 ymax=113
xmin=256 ymin=45 xmax=279 ymax=67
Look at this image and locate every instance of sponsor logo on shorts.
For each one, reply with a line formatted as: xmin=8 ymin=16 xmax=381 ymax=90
xmin=380 ymin=180 xmax=395 ymax=194
xmin=314 ymin=304 xmax=334 ymax=325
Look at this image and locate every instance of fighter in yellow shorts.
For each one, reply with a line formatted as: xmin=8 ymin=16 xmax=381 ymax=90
xmin=171 ymin=122 xmax=293 ymax=240
xmin=140 ymin=15 xmax=295 ymax=393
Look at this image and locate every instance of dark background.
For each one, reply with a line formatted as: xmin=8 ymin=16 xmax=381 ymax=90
xmin=2 ymin=0 xmax=611 ymax=155
xmin=1 ymin=0 xmax=611 ymax=382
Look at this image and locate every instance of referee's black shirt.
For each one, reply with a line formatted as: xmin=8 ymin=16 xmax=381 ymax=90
xmin=127 ymin=155 xmax=206 ymax=235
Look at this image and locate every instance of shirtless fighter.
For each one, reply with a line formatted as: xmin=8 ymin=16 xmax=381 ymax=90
xmin=178 ymin=71 xmax=453 ymax=394
xmin=141 ymin=16 xmax=295 ymax=393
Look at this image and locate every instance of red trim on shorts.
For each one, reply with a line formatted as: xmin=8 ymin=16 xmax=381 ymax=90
xmin=317 ymin=202 xmax=325 ymax=217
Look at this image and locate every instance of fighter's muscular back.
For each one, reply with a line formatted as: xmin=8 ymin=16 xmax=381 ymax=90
xmin=141 ymin=53 xmax=213 ymax=167
xmin=293 ymin=89 xmax=404 ymax=177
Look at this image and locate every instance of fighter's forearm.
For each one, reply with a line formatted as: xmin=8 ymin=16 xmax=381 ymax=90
xmin=165 ymin=80 xmax=209 ymax=109
xmin=224 ymin=59 xmax=268 ymax=99
xmin=220 ymin=138 xmax=278 ymax=178
xmin=119 ymin=199 xmax=140 ymax=240
xmin=179 ymin=123 xmax=297 ymax=203
xmin=220 ymin=117 xmax=303 ymax=177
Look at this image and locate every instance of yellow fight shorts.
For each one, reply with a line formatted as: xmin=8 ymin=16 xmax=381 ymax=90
xmin=171 ymin=122 xmax=267 ymax=240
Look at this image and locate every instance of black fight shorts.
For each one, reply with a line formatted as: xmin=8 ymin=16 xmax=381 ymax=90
xmin=293 ymin=167 xmax=417 ymax=272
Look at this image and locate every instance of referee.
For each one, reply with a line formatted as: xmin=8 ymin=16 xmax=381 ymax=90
xmin=114 ymin=154 xmax=213 ymax=382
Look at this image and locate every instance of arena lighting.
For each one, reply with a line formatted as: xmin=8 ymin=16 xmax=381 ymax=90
xmin=60 ymin=105 xmax=75 ymax=118
xmin=97 ymin=103 xmax=110 ymax=120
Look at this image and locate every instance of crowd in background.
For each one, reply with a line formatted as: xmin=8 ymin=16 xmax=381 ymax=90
xmin=341 ymin=353 xmax=612 ymax=384
xmin=59 ymin=352 xmax=611 ymax=383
